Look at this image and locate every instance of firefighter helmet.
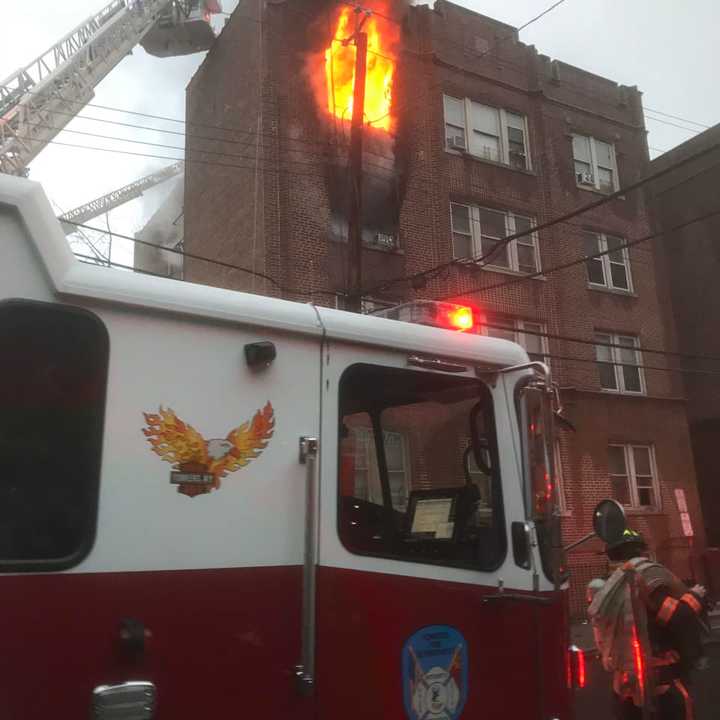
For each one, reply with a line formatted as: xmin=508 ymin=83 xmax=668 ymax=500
xmin=606 ymin=528 xmax=647 ymax=553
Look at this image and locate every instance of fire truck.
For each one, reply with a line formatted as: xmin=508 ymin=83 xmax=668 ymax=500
xmin=0 ymin=173 xmax=592 ymax=719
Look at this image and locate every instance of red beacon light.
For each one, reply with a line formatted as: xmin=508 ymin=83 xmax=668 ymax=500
xmin=446 ymin=305 xmax=474 ymax=332
xmin=371 ymin=300 xmax=477 ymax=332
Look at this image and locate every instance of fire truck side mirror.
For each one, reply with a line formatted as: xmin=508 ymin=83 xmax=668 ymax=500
xmin=592 ymin=499 xmax=627 ymax=544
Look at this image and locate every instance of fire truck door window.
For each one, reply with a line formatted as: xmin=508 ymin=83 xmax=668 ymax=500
xmin=0 ymin=301 xmax=108 ymax=571
xmin=338 ymin=364 xmax=506 ymax=571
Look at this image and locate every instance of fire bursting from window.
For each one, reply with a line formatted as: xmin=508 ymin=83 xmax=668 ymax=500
xmin=323 ymin=4 xmax=399 ymax=132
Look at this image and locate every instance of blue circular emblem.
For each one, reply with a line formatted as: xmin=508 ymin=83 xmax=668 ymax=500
xmin=402 ymin=625 xmax=468 ymax=720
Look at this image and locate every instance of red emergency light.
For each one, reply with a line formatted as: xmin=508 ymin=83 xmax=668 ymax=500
xmin=445 ymin=305 xmax=474 ymax=332
xmin=372 ymin=300 xmax=478 ymax=333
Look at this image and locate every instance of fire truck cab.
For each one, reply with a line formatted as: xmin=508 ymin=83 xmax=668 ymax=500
xmin=0 ymin=175 xmax=572 ymax=719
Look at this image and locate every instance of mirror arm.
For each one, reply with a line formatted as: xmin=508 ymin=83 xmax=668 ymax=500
xmin=563 ymin=531 xmax=597 ymax=553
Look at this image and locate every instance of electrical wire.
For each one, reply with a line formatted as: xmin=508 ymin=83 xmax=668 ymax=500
xmin=19 ymin=119 xmax=397 ymax=178
xmin=644 ymin=114 xmax=703 ymax=135
xmin=481 ymin=320 xmax=720 ymax=365
xmin=24 ymin=136 xmax=398 ymax=185
xmin=432 ymin=205 xmax=720 ymax=301
xmin=364 ymin=138 xmax=720 ymax=295
xmin=64 ymin=219 xmax=337 ymax=298
xmin=643 ymin=107 xmax=711 ymax=131
xmin=534 ymin=352 xmax=720 ymax=379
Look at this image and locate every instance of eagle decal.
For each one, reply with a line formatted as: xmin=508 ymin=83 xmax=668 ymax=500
xmin=142 ymin=403 xmax=275 ymax=497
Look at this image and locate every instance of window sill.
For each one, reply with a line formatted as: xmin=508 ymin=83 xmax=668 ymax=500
xmin=445 ymin=148 xmax=537 ymax=177
xmin=624 ymin=508 xmax=664 ymax=516
xmin=575 ymin=183 xmax=624 ymax=200
xmin=329 ymin=237 xmax=404 ymax=255
xmin=456 ymin=261 xmax=547 ymax=281
xmin=587 ymin=284 xmax=638 ymax=298
xmin=599 ymin=388 xmax=646 ymax=397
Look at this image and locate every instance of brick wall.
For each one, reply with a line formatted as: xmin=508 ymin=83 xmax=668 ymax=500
xmin=645 ymin=124 xmax=720 ymax=546
xmin=184 ymin=0 xmax=705 ymax=616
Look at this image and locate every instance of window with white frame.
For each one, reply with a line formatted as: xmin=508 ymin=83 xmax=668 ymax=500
xmin=584 ymin=232 xmax=632 ymax=292
xmin=595 ymin=332 xmax=644 ymax=394
xmin=572 ymin=135 xmax=619 ymax=193
xmin=608 ymin=444 xmax=659 ymax=509
xmin=450 ymin=202 xmax=540 ymax=273
xmin=443 ymin=95 xmax=530 ymax=170
xmin=484 ymin=317 xmax=548 ymax=363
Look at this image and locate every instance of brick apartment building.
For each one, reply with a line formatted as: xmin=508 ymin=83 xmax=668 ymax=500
xmin=182 ymin=0 xmax=706 ymax=614
xmin=645 ymin=125 xmax=720 ymax=553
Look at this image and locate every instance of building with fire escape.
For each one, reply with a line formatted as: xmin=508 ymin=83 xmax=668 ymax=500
xmin=182 ymin=0 xmax=706 ymax=614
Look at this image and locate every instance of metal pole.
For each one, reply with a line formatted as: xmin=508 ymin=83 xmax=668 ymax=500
xmin=296 ymin=436 xmax=318 ymax=695
xmin=346 ymin=28 xmax=367 ymax=313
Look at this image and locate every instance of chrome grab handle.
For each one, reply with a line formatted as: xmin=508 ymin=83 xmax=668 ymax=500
xmin=92 ymin=681 xmax=156 ymax=720
xmin=296 ymin=436 xmax=319 ymax=695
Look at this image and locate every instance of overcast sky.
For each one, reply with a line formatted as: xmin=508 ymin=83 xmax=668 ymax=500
xmin=1 ymin=0 xmax=718 ymax=265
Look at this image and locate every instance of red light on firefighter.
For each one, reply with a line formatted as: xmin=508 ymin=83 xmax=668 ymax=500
xmin=568 ymin=645 xmax=586 ymax=689
xmin=576 ymin=647 xmax=586 ymax=688
xmin=446 ymin=305 xmax=474 ymax=332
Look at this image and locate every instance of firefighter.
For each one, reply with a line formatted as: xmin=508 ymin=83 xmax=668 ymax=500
xmin=598 ymin=529 xmax=708 ymax=720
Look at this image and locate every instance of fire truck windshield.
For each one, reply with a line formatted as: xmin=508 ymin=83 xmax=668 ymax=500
xmin=338 ymin=364 xmax=506 ymax=571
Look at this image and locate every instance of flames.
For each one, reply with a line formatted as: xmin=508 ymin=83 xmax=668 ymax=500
xmin=323 ymin=5 xmax=398 ymax=132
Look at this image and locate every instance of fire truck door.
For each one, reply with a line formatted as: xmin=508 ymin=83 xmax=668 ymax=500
xmin=314 ymin=352 xmax=556 ymax=719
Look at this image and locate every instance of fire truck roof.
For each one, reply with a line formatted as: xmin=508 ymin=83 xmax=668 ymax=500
xmin=1 ymin=175 xmax=528 ymax=369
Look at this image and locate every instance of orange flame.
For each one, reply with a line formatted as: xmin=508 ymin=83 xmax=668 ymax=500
xmin=324 ymin=7 xmax=397 ymax=132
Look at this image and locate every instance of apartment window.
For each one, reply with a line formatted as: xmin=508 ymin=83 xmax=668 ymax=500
xmin=595 ymin=333 xmax=644 ymax=394
xmin=584 ymin=232 xmax=632 ymax=292
xmin=572 ymin=135 xmax=618 ymax=193
xmin=608 ymin=444 xmax=659 ymax=510
xmin=484 ymin=318 xmax=548 ymax=363
xmin=443 ymin=95 xmax=530 ymax=170
xmin=450 ymin=203 xmax=540 ymax=273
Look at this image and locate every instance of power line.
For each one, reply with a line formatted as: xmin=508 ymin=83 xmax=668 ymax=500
xmin=433 ymin=205 xmax=720 ymax=300
xmin=21 ymin=120 xmax=397 ymax=179
xmin=537 ymin=352 xmax=720 ymax=379
xmin=644 ymin=107 xmax=711 ymax=131
xmin=644 ymin=114 xmax=703 ymax=135
xmin=64 ymin=219 xmax=337 ymax=298
xmin=25 ymin=136 xmax=398 ymax=185
xmin=482 ymin=320 xmax=720 ymax=366
xmin=22 ymin=95 xmax=397 ymax=167
xmin=364 ymin=138 xmax=720 ymax=295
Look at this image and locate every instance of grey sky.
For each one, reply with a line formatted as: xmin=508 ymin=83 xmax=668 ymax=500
xmin=1 ymin=0 xmax=718 ymax=265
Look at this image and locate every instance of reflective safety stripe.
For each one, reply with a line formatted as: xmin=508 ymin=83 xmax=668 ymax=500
xmin=673 ymin=679 xmax=694 ymax=720
xmin=681 ymin=592 xmax=703 ymax=615
xmin=657 ymin=596 xmax=679 ymax=625
xmin=651 ymin=649 xmax=680 ymax=667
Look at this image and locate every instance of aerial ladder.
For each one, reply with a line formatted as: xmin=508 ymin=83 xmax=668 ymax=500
xmin=0 ymin=0 xmax=220 ymax=176
xmin=58 ymin=161 xmax=184 ymax=233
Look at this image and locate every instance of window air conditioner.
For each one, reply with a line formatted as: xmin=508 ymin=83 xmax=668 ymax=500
xmin=448 ymin=135 xmax=466 ymax=150
xmin=374 ymin=233 xmax=397 ymax=249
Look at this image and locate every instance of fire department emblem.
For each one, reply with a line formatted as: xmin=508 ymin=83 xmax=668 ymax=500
xmin=141 ymin=403 xmax=275 ymax=497
xmin=402 ymin=625 xmax=468 ymax=720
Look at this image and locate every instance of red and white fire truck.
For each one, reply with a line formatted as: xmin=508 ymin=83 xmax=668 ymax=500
xmin=0 ymin=174 xmax=583 ymax=719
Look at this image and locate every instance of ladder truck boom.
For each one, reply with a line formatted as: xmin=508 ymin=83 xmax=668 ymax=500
xmin=0 ymin=0 xmax=218 ymax=176
xmin=58 ymin=161 xmax=183 ymax=232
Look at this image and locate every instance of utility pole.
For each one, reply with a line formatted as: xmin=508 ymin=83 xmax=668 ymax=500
xmin=345 ymin=9 xmax=369 ymax=313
